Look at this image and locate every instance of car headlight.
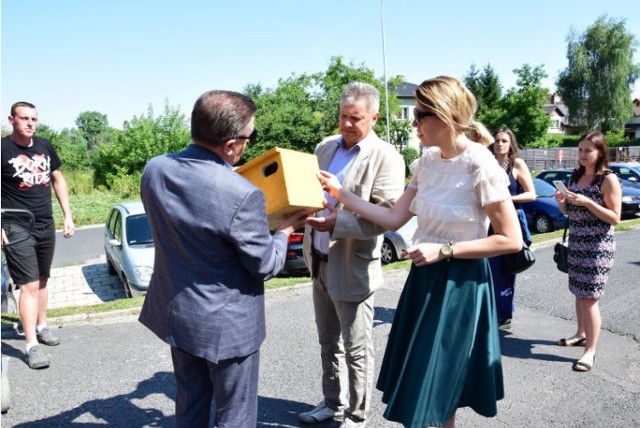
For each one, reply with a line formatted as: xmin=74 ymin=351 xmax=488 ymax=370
xmin=621 ymin=196 xmax=632 ymax=203
xmin=134 ymin=266 xmax=153 ymax=283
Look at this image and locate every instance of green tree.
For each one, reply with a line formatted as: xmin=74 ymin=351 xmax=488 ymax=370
xmin=556 ymin=15 xmax=640 ymax=133
xmin=463 ymin=64 xmax=505 ymax=131
xmin=75 ymin=111 xmax=111 ymax=150
xmin=244 ymin=56 xmax=403 ymax=162
xmin=92 ymin=102 xmax=190 ymax=188
xmin=500 ymin=65 xmax=551 ymax=147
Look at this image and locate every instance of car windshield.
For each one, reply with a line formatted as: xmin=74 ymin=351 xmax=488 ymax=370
xmin=126 ymin=214 xmax=154 ymax=245
xmin=533 ymin=178 xmax=557 ymax=198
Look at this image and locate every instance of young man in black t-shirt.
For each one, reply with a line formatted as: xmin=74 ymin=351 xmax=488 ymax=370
xmin=1 ymin=101 xmax=75 ymax=369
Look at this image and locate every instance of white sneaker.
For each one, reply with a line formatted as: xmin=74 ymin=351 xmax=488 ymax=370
xmin=299 ymin=401 xmax=344 ymax=424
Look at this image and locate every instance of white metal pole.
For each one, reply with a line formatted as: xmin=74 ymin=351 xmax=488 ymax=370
xmin=381 ymin=0 xmax=391 ymax=146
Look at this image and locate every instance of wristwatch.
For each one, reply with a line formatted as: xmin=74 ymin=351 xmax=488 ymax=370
xmin=440 ymin=241 xmax=454 ymax=261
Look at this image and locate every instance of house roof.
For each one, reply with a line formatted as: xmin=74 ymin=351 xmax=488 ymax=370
xmin=544 ymin=104 xmax=566 ymax=117
xmin=394 ymin=81 xmax=419 ymax=98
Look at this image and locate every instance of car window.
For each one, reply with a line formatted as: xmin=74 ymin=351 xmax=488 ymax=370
xmin=126 ymin=214 xmax=153 ymax=245
xmin=533 ymin=178 xmax=557 ymax=197
xmin=537 ymin=171 xmax=571 ymax=185
xmin=107 ymin=209 xmax=118 ymax=235
xmin=114 ymin=213 xmax=122 ymax=242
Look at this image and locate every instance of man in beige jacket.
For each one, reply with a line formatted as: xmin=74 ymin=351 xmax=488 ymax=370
xmin=300 ymin=82 xmax=405 ymax=427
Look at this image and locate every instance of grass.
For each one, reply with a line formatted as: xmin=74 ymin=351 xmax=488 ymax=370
xmin=4 ymin=217 xmax=638 ymax=325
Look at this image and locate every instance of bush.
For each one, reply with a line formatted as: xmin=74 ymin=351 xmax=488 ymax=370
xmin=402 ymin=147 xmax=420 ymax=177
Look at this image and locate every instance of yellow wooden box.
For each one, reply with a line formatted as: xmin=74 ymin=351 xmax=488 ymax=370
xmin=236 ymin=148 xmax=324 ymax=229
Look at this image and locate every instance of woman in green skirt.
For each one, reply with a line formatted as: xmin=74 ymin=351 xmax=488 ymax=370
xmin=316 ymin=76 xmax=522 ymax=428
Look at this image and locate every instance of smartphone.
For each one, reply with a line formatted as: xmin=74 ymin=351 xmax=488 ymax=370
xmin=553 ymin=180 xmax=568 ymax=194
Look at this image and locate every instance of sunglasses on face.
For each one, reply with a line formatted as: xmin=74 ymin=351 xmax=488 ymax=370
xmin=414 ymin=108 xmax=436 ymax=123
xmin=235 ymin=129 xmax=258 ymax=142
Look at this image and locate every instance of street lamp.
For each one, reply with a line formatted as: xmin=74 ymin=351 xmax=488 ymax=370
xmin=381 ymin=0 xmax=391 ymax=145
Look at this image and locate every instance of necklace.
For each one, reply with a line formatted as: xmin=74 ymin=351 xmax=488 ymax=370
xmin=500 ymin=158 xmax=509 ymax=171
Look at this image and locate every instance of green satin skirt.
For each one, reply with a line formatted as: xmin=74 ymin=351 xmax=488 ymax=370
xmin=377 ymin=258 xmax=504 ymax=427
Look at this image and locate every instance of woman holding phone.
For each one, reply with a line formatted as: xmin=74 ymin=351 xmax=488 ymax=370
xmin=554 ymin=131 xmax=621 ymax=372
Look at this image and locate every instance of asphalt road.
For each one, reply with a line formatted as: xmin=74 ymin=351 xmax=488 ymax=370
xmin=2 ymin=229 xmax=639 ymax=427
xmin=52 ymin=225 xmax=105 ymax=267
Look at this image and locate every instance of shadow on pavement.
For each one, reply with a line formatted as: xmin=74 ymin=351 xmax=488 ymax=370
xmin=12 ymin=371 xmax=175 ymax=427
xmin=499 ymin=332 xmax=575 ymax=363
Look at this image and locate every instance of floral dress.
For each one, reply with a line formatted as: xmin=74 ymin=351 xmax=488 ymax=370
xmin=567 ymin=171 xmax=616 ymax=299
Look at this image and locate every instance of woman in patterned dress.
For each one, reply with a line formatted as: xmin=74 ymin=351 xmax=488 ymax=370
xmin=554 ymin=131 xmax=621 ymax=372
xmin=317 ymin=76 xmax=522 ymax=428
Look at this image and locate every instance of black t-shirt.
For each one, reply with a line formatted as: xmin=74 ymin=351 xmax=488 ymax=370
xmin=1 ymin=136 xmax=63 ymax=227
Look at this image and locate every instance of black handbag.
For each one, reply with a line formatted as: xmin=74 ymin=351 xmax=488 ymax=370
xmin=553 ymin=222 xmax=569 ymax=273
xmin=503 ymin=242 xmax=536 ymax=275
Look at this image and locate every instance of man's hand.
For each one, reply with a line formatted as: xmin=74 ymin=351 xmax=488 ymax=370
xmin=1 ymin=228 xmax=7 ymax=245
xmin=306 ymin=201 xmax=337 ymax=233
xmin=63 ymin=217 xmax=75 ymax=238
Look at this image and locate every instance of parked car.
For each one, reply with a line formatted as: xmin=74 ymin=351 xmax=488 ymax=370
xmin=104 ymin=201 xmax=154 ymax=298
xmin=520 ymin=178 xmax=567 ymax=234
xmin=609 ymin=162 xmax=640 ymax=188
xmin=381 ymin=216 xmax=418 ymax=264
xmin=536 ymin=168 xmax=640 ymax=217
xmin=278 ymin=229 xmax=308 ymax=276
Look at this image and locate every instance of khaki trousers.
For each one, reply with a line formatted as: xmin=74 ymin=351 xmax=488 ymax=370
xmin=312 ymin=259 xmax=375 ymax=422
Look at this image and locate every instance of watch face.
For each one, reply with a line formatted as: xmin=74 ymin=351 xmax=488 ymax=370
xmin=441 ymin=243 xmax=453 ymax=256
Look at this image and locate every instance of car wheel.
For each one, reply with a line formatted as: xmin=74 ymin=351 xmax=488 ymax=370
xmin=533 ymin=214 xmax=554 ymax=234
xmin=1 ymin=292 xmax=17 ymax=314
xmin=123 ymin=278 xmax=133 ymax=299
xmin=106 ymin=257 xmax=117 ymax=275
xmin=380 ymin=238 xmax=397 ymax=265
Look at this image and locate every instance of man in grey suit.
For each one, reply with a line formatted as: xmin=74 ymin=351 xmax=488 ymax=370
xmin=139 ymin=90 xmax=306 ymax=428
xmin=300 ymin=82 xmax=405 ymax=427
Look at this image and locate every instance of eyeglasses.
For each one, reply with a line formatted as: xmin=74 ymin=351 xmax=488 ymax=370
xmin=234 ymin=129 xmax=257 ymax=142
xmin=413 ymin=108 xmax=435 ymax=123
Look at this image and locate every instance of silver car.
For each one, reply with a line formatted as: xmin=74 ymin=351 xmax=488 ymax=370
xmin=104 ymin=201 xmax=154 ymax=297
xmin=381 ymin=216 xmax=418 ymax=264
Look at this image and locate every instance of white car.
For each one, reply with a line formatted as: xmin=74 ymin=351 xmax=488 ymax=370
xmin=104 ymin=201 xmax=154 ymax=297
xmin=381 ymin=216 xmax=418 ymax=264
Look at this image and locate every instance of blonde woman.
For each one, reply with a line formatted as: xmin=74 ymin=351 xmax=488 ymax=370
xmin=317 ymin=76 xmax=521 ymax=428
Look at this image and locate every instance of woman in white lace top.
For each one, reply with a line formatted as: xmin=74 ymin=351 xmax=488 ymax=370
xmin=317 ymin=76 xmax=522 ymax=428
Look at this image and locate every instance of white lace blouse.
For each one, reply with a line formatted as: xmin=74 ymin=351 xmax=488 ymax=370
xmin=408 ymin=142 xmax=510 ymax=245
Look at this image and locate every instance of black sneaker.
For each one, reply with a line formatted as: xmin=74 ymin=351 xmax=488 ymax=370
xmin=36 ymin=327 xmax=60 ymax=346
xmin=26 ymin=345 xmax=50 ymax=369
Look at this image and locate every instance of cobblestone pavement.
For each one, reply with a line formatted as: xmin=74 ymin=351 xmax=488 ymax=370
xmin=13 ymin=256 xmax=126 ymax=309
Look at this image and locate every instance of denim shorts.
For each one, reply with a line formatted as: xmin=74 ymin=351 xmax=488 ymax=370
xmin=2 ymin=221 xmax=56 ymax=285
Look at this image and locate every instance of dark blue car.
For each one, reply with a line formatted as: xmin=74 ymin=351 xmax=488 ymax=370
xmin=536 ymin=168 xmax=640 ymax=218
xmin=520 ymin=178 xmax=567 ymax=234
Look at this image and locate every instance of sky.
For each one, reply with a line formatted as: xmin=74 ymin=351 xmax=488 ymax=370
xmin=2 ymin=0 xmax=639 ymax=132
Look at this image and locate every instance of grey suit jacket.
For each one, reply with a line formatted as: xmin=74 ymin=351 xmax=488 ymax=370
xmin=139 ymin=144 xmax=289 ymax=363
xmin=303 ymin=133 xmax=405 ymax=302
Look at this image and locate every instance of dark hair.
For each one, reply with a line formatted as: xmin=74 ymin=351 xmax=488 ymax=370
xmin=570 ymin=131 xmax=610 ymax=186
xmin=492 ymin=127 xmax=521 ymax=171
xmin=10 ymin=101 xmax=36 ymax=117
xmin=190 ymin=90 xmax=256 ymax=147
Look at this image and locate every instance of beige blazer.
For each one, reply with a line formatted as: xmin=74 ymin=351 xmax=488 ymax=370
xmin=303 ymin=133 xmax=405 ymax=302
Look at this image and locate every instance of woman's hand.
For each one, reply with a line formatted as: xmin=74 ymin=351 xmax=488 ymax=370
xmin=554 ymin=190 xmax=566 ymax=203
xmin=317 ymin=171 xmax=343 ymax=200
xmin=563 ymin=190 xmax=592 ymax=208
xmin=401 ymin=243 xmax=444 ymax=266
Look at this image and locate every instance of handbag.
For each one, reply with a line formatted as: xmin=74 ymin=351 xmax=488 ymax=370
xmin=503 ymin=242 xmax=536 ymax=275
xmin=553 ymin=222 xmax=569 ymax=273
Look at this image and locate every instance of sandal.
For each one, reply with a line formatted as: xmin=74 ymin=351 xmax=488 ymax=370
xmin=573 ymin=354 xmax=596 ymax=372
xmin=556 ymin=336 xmax=586 ymax=347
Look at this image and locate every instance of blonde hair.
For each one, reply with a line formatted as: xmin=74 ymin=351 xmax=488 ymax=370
xmin=414 ymin=76 xmax=478 ymax=142
xmin=466 ymin=121 xmax=494 ymax=146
